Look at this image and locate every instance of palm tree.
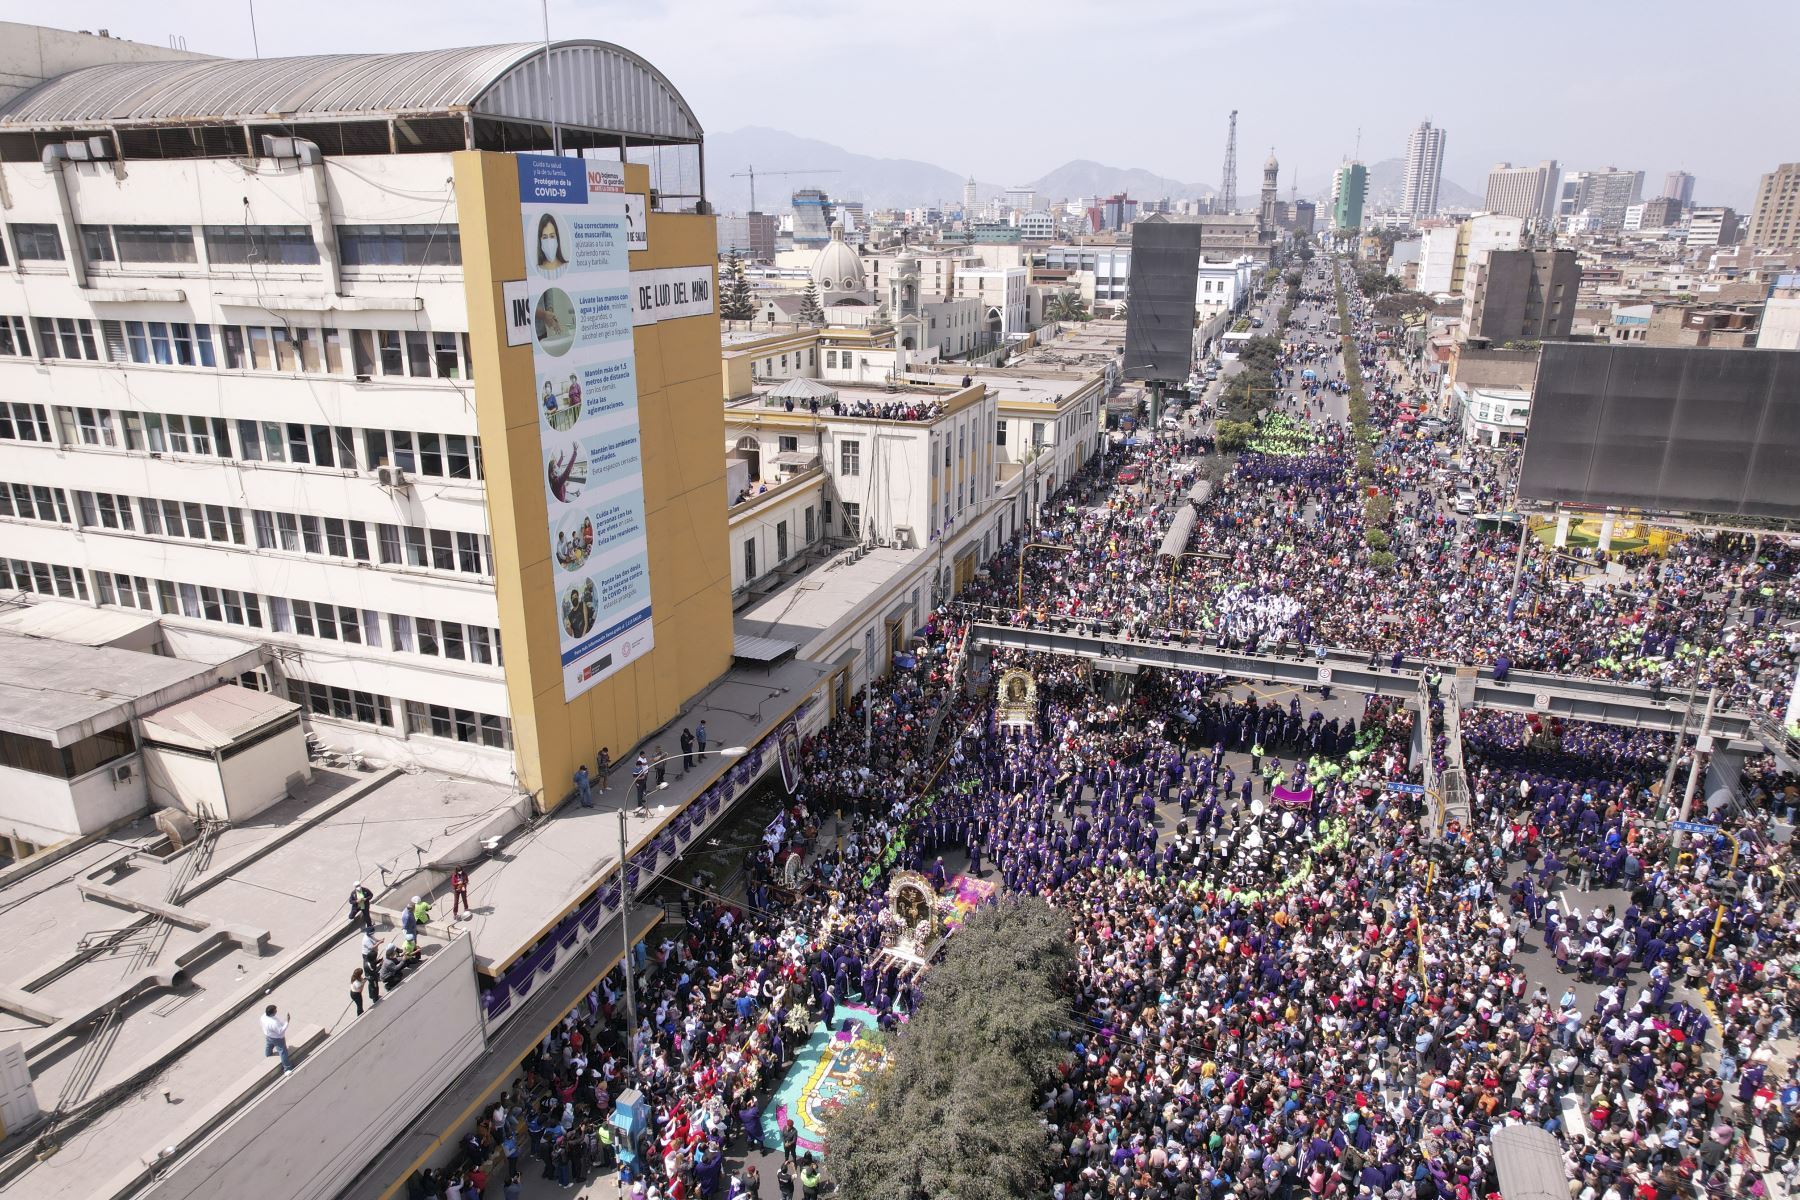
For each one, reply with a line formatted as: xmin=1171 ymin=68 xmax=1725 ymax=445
xmin=1045 ymin=291 xmax=1091 ymax=323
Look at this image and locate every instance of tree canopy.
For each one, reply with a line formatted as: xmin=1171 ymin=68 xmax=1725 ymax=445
xmin=826 ymin=896 xmax=1073 ymax=1200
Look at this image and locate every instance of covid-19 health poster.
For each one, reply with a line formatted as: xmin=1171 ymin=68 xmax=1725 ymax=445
xmin=520 ymin=154 xmax=654 ymax=700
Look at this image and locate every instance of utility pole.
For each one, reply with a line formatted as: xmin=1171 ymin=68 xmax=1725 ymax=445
xmin=1674 ymin=686 xmax=1720 ymax=848
xmin=616 ymin=807 xmax=637 ymax=1041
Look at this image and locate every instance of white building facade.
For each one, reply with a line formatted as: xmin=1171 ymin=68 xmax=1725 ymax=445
xmin=0 ymin=151 xmax=523 ymax=779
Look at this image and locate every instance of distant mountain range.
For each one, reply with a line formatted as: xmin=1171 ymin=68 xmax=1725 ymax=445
xmin=701 ymin=128 xmax=1481 ymax=217
xmin=704 ymin=127 xmax=1215 ymax=214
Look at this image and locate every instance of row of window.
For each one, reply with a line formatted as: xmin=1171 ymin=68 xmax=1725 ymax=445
xmin=279 ymin=680 xmax=512 ymax=750
xmin=5 ymin=222 xmax=462 ymax=270
xmin=1 ymin=314 xmax=476 ymax=382
xmin=11 ymin=402 xmax=484 ymax=483
xmin=0 ymin=559 xmax=504 ymax=674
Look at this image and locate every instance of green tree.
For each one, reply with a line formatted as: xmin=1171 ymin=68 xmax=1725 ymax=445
xmin=827 ymin=897 xmax=1073 ymax=1200
xmin=1046 ymin=291 xmax=1091 ymax=322
xmin=1214 ymin=418 xmax=1256 ymax=451
xmin=720 ymin=251 xmax=755 ymax=321
xmin=798 ymin=278 xmax=825 ymax=325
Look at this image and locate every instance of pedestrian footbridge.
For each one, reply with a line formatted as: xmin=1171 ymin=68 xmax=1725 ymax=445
xmin=960 ymin=614 xmax=1769 ymax=755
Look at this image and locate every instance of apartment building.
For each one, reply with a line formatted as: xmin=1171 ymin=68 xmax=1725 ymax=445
xmin=0 ymin=38 xmax=732 ymax=802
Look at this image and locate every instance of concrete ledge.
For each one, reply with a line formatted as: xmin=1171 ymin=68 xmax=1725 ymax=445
xmin=91 ymin=1023 xmax=326 ymax=1200
xmin=0 ymin=985 xmax=66 ymax=1026
xmin=75 ymin=882 xmax=270 ymax=952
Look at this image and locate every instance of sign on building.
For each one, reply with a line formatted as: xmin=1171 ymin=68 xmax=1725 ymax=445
xmin=520 ymin=154 xmax=656 ymax=700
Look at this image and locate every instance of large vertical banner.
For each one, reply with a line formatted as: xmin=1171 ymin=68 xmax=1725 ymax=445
xmin=521 ymin=155 xmax=654 ymax=700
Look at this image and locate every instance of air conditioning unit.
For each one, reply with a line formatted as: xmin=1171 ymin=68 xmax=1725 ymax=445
xmin=376 ymin=464 xmax=410 ymax=490
xmin=893 ymin=526 xmax=916 ymax=549
xmin=113 ymin=762 xmax=133 ymax=783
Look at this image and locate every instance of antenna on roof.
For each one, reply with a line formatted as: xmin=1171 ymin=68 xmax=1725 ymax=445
xmin=246 ymin=0 xmax=260 ymax=58
xmin=542 ymin=0 xmax=562 ymax=155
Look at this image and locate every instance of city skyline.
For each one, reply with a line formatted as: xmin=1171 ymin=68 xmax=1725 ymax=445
xmin=16 ymin=0 xmax=1785 ymax=209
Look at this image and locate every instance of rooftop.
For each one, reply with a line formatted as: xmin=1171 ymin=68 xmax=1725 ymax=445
xmin=0 ymin=628 xmax=261 ymax=747
xmin=737 ymin=546 xmax=922 ymax=651
xmin=0 ymin=38 xmax=702 ymax=154
xmin=0 ymin=766 xmax=510 ymax=1200
xmin=139 ymin=685 xmax=300 ymax=751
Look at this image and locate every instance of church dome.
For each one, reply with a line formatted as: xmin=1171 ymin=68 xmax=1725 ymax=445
xmin=810 ymin=219 xmax=864 ymax=295
xmin=1264 ymin=149 xmax=1279 ymax=170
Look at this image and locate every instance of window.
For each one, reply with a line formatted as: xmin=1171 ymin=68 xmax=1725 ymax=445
xmin=404 ymin=701 xmax=511 ymax=749
xmin=744 ymin=538 xmax=757 ymax=580
xmin=80 ymin=225 xmax=116 ymax=263
xmin=469 ymin=625 xmax=493 ymax=665
xmin=429 ymin=529 xmax=455 ymax=571
xmin=778 ymin=435 xmax=799 ymax=455
xmin=840 ymin=439 xmax=861 ymax=476
xmin=456 ymin=531 xmax=484 ymax=575
xmin=0 ymin=316 xmax=30 ymax=358
xmin=202 ymin=225 xmax=319 ymax=265
xmin=446 ymin=434 xmax=472 ymax=480
xmin=841 ymin=501 xmax=861 ymax=539
xmin=113 ymin=225 xmax=197 ymax=264
xmin=996 ymin=420 xmax=1007 ymax=446
xmin=776 ymin=520 xmax=789 ymax=562
xmin=1032 ymin=421 xmax=1047 ymax=448
xmin=433 ymin=332 xmax=462 ymax=378
xmin=378 ymin=331 xmax=404 ymax=376
xmin=290 ymin=680 xmax=394 ymax=728
xmin=37 ymin=317 xmax=101 ymax=361
xmin=804 ymin=506 xmax=815 ymax=544
xmin=9 ymin=224 xmax=63 ymax=261
xmin=405 ymin=331 xmax=432 ymax=377
xmin=377 ymin=523 xmax=402 ymax=565
xmin=3 ymin=483 xmax=67 ymax=523
xmin=389 ymin=614 xmax=415 ymax=652
xmin=417 ymin=618 xmax=440 ymax=656
xmin=335 ymin=225 xmax=461 ymax=267
xmin=0 ymin=402 xmax=49 ymax=443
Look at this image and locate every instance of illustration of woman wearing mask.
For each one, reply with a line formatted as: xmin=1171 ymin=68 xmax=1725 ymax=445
xmin=534 ymin=213 xmax=569 ymax=278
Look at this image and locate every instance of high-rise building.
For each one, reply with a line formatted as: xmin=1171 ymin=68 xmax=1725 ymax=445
xmin=791 ymin=187 xmax=833 ymax=245
xmin=1401 ymin=120 xmax=1447 ymax=219
xmin=1004 ymin=186 xmax=1036 ymax=213
xmin=1462 ymin=249 xmax=1579 ymax=342
xmin=1483 ymin=161 xmax=1559 ymax=228
xmin=1332 ymin=162 xmax=1367 ymax=233
xmin=1662 ymin=171 xmax=1695 ymax=208
xmin=1290 ymin=200 xmax=1317 ymax=235
xmin=963 ymin=176 xmax=979 ymax=217
xmin=0 ymin=36 xmax=733 ymax=797
xmin=1558 ymin=168 xmax=1643 ymax=230
xmin=718 ymin=211 xmax=778 ymax=261
xmin=1686 ymin=207 xmax=1739 ymax=249
xmin=1746 ymin=163 xmax=1800 ymax=249
xmin=1635 ymin=196 xmax=1683 ymax=230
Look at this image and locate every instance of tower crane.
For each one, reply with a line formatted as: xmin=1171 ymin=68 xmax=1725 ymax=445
xmin=730 ymin=165 xmax=841 ymax=212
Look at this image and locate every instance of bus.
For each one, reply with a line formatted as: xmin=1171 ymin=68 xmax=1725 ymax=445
xmin=1220 ymin=330 xmax=1253 ymax=362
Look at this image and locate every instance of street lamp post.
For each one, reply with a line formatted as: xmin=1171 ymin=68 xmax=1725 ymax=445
xmin=616 ymin=744 xmax=746 ymax=1047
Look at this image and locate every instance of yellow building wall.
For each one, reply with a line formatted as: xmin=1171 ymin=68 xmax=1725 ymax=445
xmin=454 ymin=152 xmax=733 ymax=806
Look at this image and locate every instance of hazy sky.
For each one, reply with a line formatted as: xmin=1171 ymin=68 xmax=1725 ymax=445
xmin=12 ymin=0 xmax=1791 ymax=207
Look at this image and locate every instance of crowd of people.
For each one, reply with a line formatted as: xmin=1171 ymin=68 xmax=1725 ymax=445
xmin=413 ymin=259 xmax=1800 ymax=1200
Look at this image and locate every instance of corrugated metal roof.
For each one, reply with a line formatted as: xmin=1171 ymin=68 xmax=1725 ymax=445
xmin=0 ymin=39 xmax=702 ymax=142
xmin=733 ymin=634 xmax=799 ymax=663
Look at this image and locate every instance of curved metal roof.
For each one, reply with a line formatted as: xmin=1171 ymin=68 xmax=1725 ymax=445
xmin=0 ymin=39 xmax=703 ymax=143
